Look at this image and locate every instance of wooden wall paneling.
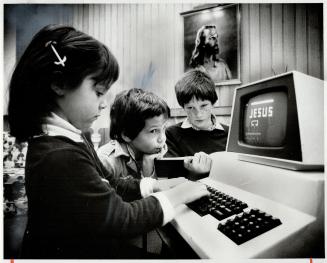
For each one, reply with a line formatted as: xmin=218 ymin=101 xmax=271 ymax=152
xmin=149 ymin=4 xmax=163 ymax=96
xmin=240 ymin=4 xmax=250 ymax=85
xmin=74 ymin=5 xmax=82 ymax=31
xmin=259 ymin=4 xmax=272 ymax=79
xmin=117 ymin=4 xmax=124 ymax=92
xmin=283 ymin=4 xmax=296 ymax=72
xmin=170 ymin=3 xmax=177 ymax=105
xmin=99 ymin=4 xmax=106 ymax=44
xmin=307 ymin=4 xmax=323 ymax=79
xmin=153 ymin=4 xmax=163 ymax=94
xmin=122 ymin=4 xmax=129 ymax=90
xmin=295 ymin=4 xmax=308 ymax=74
xmin=95 ymin=5 xmax=101 ymax=40
xmin=143 ymin=3 xmax=153 ymax=91
xmin=58 ymin=4 xmax=72 ymax=25
xmin=4 ymin=3 xmax=323 ymax=121
xmin=88 ymin=5 xmax=94 ymax=36
xmin=103 ymin=4 xmax=110 ymax=52
xmin=249 ymin=4 xmax=261 ymax=81
xmin=109 ymin=4 xmax=118 ymax=63
xmin=172 ymin=4 xmax=188 ymax=109
xmin=142 ymin=3 xmax=150 ymax=91
xmin=72 ymin=5 xmax=83 ymax=32
xmin=170 ymin=3 xmax=176 ymax=109
xmin=128 ymin=4 xmax=134 ymax=92
xmin=164 ymin=3 xmax=172 ymax=101
xmin=217 ymin=86 xmax=232 ymax=107
xmin=155 ymin=3 xmax=164 ymax=100
xmin=71 ymin=5 xmax=79 ymax=29
xmin=106 ymin=4 xmax=120 ymax=106
xmin=134 ymin=4 xmax=144 ymax=91
xmin=83 ymin=5 xmax=89 ymax=34
xmin=130 ymin=4 xmax=137 ymax=92
xmin=271 ymin=4 xmax=284 ymax=75
xmin=168 ymin=3 xmax=178 ymax=102
xmin=157 ymin=4 xmax=166 ymax=98
xmin=146 ymin=2 xmax=152 ymax=90
xmin=165 ymin=3 xmax=175 ymax=104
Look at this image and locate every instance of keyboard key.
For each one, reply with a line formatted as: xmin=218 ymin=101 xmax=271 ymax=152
xmin=218 ymin=208 xmax=282 ymax=245
xmin=188 ymin=184 xmax=253 ymax=224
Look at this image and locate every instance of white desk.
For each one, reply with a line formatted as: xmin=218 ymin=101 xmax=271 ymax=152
xmin=171 ymin=152 xmax=325 ymax=259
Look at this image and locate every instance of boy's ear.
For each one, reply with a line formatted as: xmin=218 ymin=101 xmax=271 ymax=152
xmin=121 ymin=133 xmax=132 ymax=143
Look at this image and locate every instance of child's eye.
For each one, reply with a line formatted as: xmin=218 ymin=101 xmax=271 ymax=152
xmin=201 ymin=104 xmax=209 ymax=108
xmin=186 ymin=107 xmax=193 ymax=110
xmin=96 ymin=91 xmax=104 ymax=97
xmin=150 ymin=129 xmax=159 ymax=134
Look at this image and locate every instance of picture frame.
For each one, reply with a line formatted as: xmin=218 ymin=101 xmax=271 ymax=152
xmin=182 ymin=4 xmax=241 ymax=86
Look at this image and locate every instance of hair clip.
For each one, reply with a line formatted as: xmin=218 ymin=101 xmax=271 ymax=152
xmin=45 ymin=41 xmax=67 ymax=67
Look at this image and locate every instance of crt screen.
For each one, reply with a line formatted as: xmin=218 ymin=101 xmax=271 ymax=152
xmin=243 ymin=91 xmax=287 ymax=147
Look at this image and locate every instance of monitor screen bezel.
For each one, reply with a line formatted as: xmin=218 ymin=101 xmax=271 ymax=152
xmin=227 ymin=74 xmax=302 ymax=162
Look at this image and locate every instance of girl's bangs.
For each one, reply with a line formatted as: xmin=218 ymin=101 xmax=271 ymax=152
xmin=93 ymin=46 xmax=119 ymax=89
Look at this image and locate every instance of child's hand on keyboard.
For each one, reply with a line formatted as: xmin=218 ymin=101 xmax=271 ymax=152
xmin=184 ymin=152 xmax=212 ymax=174
xmin=164 ymin=181 xmax=209 ymax=207
xmin=153 ymin=177 xmax=187 ymax=192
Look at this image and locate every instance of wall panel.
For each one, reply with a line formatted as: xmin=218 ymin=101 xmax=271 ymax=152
xmin=4 ymin=3 xmax=323 ymax=128
xmin=259 ymin=4 xmax=272 ymax=79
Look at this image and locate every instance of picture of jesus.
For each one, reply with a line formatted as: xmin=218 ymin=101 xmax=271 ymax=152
xmin=189 ymin=25 xmax=232 ymax=83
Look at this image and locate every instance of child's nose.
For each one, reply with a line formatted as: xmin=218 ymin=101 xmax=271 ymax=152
xmin=99 ymin=99 xmax=107 ymax=110
xmin=193 ymin=107 xmax=201 ymax=116
xmin=158 ymin=131 xmax=166 ymax=144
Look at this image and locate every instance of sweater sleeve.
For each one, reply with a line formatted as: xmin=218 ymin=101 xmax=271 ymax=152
xmin=165 ymin=125 xmax=183 ymax=157
xmin=33 ymin=148 xmax=164 ymax=238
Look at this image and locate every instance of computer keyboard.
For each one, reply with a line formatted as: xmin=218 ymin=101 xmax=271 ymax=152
xmin=187 ymin=185 xmax=282 ymax=245
xmin=187 ymin=186 xmax=248 ymax=219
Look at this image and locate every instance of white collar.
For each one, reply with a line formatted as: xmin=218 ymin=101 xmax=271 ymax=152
xmin=181 ymin=114 xmax=224 ymax=131
xmin=42 ymin=112 xmax=84 ymax=143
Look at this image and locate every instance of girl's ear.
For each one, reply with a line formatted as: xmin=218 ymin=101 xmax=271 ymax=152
xmin=50 ymin=71 xmax=65 ymax=96
xmin=121 ymin=133 xmax=132 ymax=143
xmin=51 ymin=83 xmax=65 ymax=96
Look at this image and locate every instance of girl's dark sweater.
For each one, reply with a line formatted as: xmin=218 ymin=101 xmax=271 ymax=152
xmin=21 ymin=135 xmax=163 ymax=259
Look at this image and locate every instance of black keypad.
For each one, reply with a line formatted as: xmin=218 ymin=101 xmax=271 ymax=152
xmin=187 ymin=185 xmax=282 ymax=245
xmin=218 ymin=209 xmax=282 ymax=245
xmin=187 ymin=185 xmax=248 ymax=220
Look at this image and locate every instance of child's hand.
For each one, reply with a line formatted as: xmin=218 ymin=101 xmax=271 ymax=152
xmin=153 ymin=177 xmax=187 ymax=192
xmin=142 ymin=144 xmax=168 ymax=177
xmin=164 ymin=181 xmax=209 ymax=207
xmin=183 ymin=152 xmax=212 ymax=174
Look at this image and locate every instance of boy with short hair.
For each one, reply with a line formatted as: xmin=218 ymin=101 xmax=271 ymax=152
xmin=166 ymin=69 xmax=229 ymax=158
xmin=98 ymin=88 xmax=211 ymax=180
xmin=97 ymin=88 xmax=210 ymax=256
xmin=97 ymin=88 xmax=170 ymax=180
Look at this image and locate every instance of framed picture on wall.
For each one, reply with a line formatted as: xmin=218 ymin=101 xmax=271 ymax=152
xmin=182 ymin=4 xmax=241 ymax=86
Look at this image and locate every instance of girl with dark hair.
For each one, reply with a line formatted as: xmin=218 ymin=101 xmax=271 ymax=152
xmin=8 ymin=24 xmax=208 ymax=259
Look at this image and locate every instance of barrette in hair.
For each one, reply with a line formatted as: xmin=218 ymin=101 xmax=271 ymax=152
xmin=45 ymin=41 xmax=67 ymax=67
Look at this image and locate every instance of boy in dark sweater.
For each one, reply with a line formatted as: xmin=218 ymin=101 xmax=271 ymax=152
xmin=166 ymin=69 xmax=229 ymax=158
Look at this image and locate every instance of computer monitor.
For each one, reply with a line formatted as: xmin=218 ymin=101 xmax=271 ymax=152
xmin=227 ymin=71 xmax=324 ymax=170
